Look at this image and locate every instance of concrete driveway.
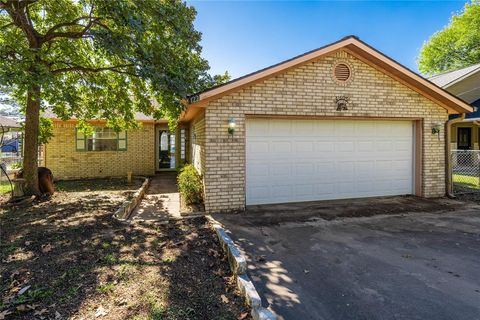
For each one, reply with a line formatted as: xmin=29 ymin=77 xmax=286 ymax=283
xmin=213 ymin=197 xmax=480 ymax=320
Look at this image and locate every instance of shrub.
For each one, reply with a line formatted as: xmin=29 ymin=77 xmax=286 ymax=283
xmin=177 ymin=164 xmax=203 ymax=205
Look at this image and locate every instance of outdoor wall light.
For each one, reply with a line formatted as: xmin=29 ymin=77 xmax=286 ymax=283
xmin=432 ymin=122 xmax=442 ymax=135
xmin=432 ymin=122 xmax=442 ymax=140
xmin=228 ymin=118 xmax=236 ymax=135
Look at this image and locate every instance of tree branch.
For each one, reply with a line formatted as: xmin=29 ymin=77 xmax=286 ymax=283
xmin=0 ymin=22 xmax=14 ymax=29
xmin=42 ymin=16 xmax=106 ymax=43
xmin=3 ymin=0 xmax=41 ymax=47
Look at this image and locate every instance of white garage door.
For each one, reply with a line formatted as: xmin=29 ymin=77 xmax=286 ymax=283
xmin=246 ymin=119 xmax=414 ymax=205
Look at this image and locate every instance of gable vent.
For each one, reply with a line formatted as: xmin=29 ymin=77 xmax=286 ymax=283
xmin=334 ymin=63 xmax=351 ymax=82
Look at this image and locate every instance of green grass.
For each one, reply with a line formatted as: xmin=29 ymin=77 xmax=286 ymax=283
xmin=0 ymin=180 xmax=12 ymax=194
xmin=453 ymin=174 xmax=480 ymax=189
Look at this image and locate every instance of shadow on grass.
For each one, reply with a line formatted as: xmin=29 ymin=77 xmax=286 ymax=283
xmin=0 ymin=187 xmax=249 ymax=319
xmin=55 ymin=177 xmax=143 ymax=193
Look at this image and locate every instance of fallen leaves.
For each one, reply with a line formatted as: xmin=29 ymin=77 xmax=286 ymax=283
xmin=95 ymin=306 xmax=108 ymax=317
xmin=221 ymin=294 xmax=230 ymax=304
xmin=18 ymin=285 xmax=31 ymax=296
xmin=0 ymin=310 xmax=12 ymax=320
xmin=41 ymin=243 xmax=53 ymax=253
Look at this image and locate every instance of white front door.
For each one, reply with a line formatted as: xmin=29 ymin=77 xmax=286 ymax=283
xmin=246 ymin=119 xmax=414 ymax=205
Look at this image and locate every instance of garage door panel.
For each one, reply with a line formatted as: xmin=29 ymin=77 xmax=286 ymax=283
xmin=314 ymin=141 xmax=335 ymax=152
xmin=270 ymin=120 xmax=293 ymax=134
xmin=336 ymin=141 xmax=355 ymax=152
xmin=335 ymin=121 xmax=356 ymax=136
xmin=272 ymin=185 xmax=293 ymax=198
xmin=248 ymin=162 xmax=270 ymax=177
xmin=357 ymin=141 xmax=375 ymax=152
xmin=293 ymin=120 xmax=315 ymax=135
xmin=270 ymin=163 xmax=292 ymax=176
xmin=248 ymin=141 xmax=269 ymax=155
xmin=355 ymin=161 xmax=375 ymax=179
xmin=246 ymin=119 xmax=414 ymax=205
xmin=295 ymin=162 xmax=315 ymax=176
xmin=375 ymin=140 xmax=394 ymax=152
xmin=296 ymin=141 xmax=314 ymax=152
xmin=314 ymin=121 xmax=335 ymax=136
xmin=247 ymin=120 xmax=269 ymax=136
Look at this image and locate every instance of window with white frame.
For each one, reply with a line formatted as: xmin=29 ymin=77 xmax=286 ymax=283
xmin=76 ymin=127 xmax=127 ymax=151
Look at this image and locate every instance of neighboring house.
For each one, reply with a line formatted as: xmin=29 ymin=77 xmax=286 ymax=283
xmin=1 ymin=138 xmax=20 ymax=153
xmin=0 ymin=116 xmax=22 ymax=153
xmin=0 ymin=115 xmax=21 ymax=131
xmin=44 ymin=36 xmax=472 ymax=213
xmin=429 ymin=63 xmax=480 ymax=150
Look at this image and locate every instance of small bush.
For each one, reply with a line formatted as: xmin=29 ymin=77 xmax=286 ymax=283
xmin=177 ymin=164 xmax=203 ymax=205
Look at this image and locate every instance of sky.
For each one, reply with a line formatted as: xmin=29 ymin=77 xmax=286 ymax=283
xmin=188 ymin=1 xmax=468 ymax=79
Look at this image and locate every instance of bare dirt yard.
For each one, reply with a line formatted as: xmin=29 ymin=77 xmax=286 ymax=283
xmin=0 ymin=179 xmax=250 ymax=320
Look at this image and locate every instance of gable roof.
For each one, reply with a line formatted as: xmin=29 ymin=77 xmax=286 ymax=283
xmin=429 ymin=63 xmax=480 ymax=88
xmin=181 ymin=36 xmax=473 ymax=121
xmin=0 ymin=116 xmax=21 ymax=129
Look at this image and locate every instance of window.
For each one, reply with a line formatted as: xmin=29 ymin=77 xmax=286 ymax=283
xmin=180 ymin=129 xmax=186 ymax=161
xmin=76 ymin=127 xmax=127 ymax=151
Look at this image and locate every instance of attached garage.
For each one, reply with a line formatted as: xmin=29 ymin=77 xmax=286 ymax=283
xmin=246 ymin=119 xmax=415 ymax=205
xmin=181 ymin=36 xmax=473 ymax=214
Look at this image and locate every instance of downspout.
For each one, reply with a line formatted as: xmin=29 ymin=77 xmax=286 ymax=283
xmin=446 ymin=113 xmax=466 ymax=197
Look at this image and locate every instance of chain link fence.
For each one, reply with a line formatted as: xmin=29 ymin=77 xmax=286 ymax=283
xmin=452 ymin=150 xmax=480 ymax=194
xmin=0 ymin=152 xmax=23 ymax=194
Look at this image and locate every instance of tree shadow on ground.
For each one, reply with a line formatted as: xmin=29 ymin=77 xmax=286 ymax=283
xmin=0 ymin=184 xmax=250 ymax=319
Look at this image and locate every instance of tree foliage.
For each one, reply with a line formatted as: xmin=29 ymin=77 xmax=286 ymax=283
xmin=0 ymin=0 xmax=227 ymax=195
xmin=418 ymin=1 xmax=480 ymax=75
xmin=0 ymin=0 xmax=225 ymax=129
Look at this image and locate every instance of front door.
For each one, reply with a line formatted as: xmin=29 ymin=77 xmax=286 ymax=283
xmin=158 ymin=129 xmax=176 ymax=170
xmin=458 ymin=128 xmax=472 ymax=150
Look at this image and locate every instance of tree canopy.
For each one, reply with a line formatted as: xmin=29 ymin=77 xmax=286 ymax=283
xmin=0 ymin=0 xmax=225 ymax=130
xmin=0 ymin=0 xmax=228 ymax=195
xmin=418 ymin=1 xmax=480 ymax=75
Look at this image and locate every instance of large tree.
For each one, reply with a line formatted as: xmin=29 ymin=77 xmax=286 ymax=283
xmin=0 ymin=0 xmax=223 ymax=195
xmin=418 ymin=1 xmax=480 ymax=75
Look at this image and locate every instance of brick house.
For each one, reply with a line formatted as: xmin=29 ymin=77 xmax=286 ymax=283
xmin=429 ymin=63 xmax=480 ymax=151
xmin=44 ymin=36 xmax=472 ymax=213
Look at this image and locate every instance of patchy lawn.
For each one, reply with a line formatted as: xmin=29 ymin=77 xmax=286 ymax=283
xmin=0 ymin=180 xmax=12 ymax=195
xmin=0 ymin=179 xmax=250 ymax=320
xmin=453 ymin=174 xmax=480 ymax=190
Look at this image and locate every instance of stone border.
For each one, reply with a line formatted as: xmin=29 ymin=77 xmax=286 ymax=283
xmin=206 ymin=215 xmax=277 ymax=320
xmin=113 ymin=176 xmax=150 ymax=220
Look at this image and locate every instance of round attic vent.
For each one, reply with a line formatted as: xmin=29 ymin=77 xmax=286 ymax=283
xmin=334 ymin=63 xmax=351 ymax=82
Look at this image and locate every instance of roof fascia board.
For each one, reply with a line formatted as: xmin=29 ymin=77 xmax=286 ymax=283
xmin=342 ymin=47 xmax=457 ymax=114
xmin=345 ymin=41 xmax=472 ymax=113
xmin=186 ymin=37 xmax=472 ymax=115
xmin=191 ymin=38 xmax=356 ymax=107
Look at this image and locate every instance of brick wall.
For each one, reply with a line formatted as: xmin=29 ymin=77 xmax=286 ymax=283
xmin=190 ymin=110 xmax=206 ymax=176
xmin=45 ymin=122 xmax=155 ymax=179
xmin=201 ymin=50 xmax=448 ymax=213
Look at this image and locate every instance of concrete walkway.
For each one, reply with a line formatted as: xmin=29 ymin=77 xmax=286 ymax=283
xmin=130 ymin=172 xmax=181 ymax=221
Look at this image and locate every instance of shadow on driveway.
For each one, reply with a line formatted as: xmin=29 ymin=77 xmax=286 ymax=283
xmin=214 ymin=196 xmax=480 ymax=320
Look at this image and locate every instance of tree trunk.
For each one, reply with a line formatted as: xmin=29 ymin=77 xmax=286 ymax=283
xmin=23 ymin=85 xmax=41 ymax=196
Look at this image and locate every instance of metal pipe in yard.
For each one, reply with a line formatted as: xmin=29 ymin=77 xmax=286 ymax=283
xmin=446 ymin=114 xmax=466 ymax=197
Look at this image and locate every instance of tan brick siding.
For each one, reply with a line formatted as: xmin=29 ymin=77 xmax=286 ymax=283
xmin=190 ymin=110 xmax=206 ymax=176
xmin=45 ymin=122 xmax=155 ymax=179
xmin=203 ymin=50 xmax=448 ymax=213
